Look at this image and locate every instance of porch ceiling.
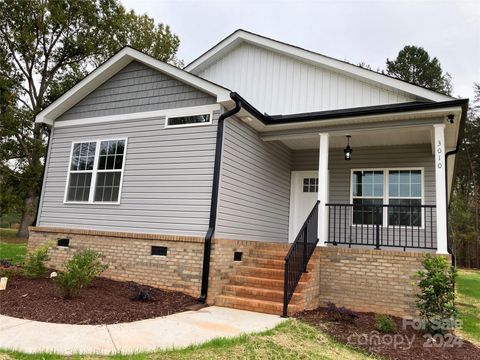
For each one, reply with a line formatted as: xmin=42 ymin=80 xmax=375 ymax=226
xmin=278 ymin=126 xmax=433 ymax=150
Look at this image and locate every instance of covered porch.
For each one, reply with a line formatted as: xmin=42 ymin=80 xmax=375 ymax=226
xmin=256 ymin=104 xmax=464 ymax=255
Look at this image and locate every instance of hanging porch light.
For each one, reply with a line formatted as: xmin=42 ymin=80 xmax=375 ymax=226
xmin=344 ymin=135 xmax=353 ymax=160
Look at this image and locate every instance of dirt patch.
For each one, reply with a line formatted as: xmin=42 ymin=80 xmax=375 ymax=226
xmin=0 ymin=275 xmax=198 ymax=324
xmin=296 ymin=307 xmax=480 ymax=360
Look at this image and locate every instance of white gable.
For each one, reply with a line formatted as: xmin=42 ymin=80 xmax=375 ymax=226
xmin=195 ymin=43 xmax=417 ymax=114
xmin=186 ymin=30 xmax=453 ymax=115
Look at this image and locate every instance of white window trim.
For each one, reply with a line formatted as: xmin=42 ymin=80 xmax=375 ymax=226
xmin=349 ymin=167 xmax=425 ymax=228
xmin=165 ymin=110 xmax=213 ymax=129
xmin=64 ymin=137 xmax=128 ymax=205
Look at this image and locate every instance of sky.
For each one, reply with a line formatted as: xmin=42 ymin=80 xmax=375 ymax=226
xmin=122 ymin=0 xmax=480 ymax=100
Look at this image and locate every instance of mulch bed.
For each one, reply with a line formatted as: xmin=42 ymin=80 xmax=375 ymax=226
xmin=0 ymin=274 xmax=198 ymax=324
xmin=296 ymin=307 xmax=480 ymax=360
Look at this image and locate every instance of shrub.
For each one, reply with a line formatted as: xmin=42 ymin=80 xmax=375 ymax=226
xmin=55 ymin=249 xmax=108 ymax=298
xmin=326 ymin=302 xmax=357 ymax=323
xmin=0 ymin=266 xmax=22 ymax=278
xmin=128 ymin=283 xmax=154 ymax=302
xmin=23 ymin=242 xmax=52 ymax=278
xmin=375 ymin=314 xmax=396 ymax=333
xmin=415 ymin=254 xmax=457 ymax=334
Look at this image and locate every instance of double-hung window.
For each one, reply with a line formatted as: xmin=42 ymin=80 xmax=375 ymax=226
xmin=65 ymin=139 xmax=127 ymax=204
xmin=352 ymin=170 xmax=384 ymax=225
xmin=388 ymin=170 xmax=422 ymax=227
xmin=351 ymin=168 xmax=423 ymax=227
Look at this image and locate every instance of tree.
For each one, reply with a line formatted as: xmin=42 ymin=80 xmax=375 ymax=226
xmin=450 ymin=83 xmax=480 ymax=268
xmin=0 ymin=0 xmax=180 ymax=238
xmin=386 ymin=45 xmax=452 ymax=95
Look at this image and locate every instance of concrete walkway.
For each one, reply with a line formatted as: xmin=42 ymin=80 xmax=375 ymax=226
xmin=0 ymin=306 xmax=285 ymax=355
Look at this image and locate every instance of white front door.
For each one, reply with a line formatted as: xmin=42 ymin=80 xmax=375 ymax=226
xmin=289 ymin=171 xmax=319 ymax=242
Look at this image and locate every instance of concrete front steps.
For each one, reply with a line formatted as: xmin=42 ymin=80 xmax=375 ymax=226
xmin=215 ymin=246 xmax=317 ymax=316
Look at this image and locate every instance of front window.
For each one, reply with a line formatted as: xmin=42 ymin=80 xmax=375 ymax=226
xmin=388 ymin=170 xmax=422 ymax=226
xmin=350 ymin=169 xmax=423 ymax=227
xmin=65 ymin=139 xmax=127 ymax=203
xmin=352 ymin=171 xmax=384 ymax=225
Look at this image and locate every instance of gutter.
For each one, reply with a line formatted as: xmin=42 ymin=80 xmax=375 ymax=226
xmin=33 ymin=125 xmax=52 ymax=227
xmin=444 ymin=100 xmax=469 ymax=266
xmin=199 ymin=95 xmax=242 ymax=303
xmin=230 ymin=93 xmax=468 ymax=125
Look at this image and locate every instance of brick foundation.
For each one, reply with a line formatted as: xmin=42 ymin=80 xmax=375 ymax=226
xmin=305 ymin=246 xmax=447 ymax=317
xmin=28 ymin=227 xmax=204 ymax=297
xmin=28 ymin=227 xmax=441 ymax=317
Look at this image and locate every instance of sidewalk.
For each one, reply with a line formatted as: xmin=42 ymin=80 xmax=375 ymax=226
xmin=0 ymin=306 xmax=285 ymax=355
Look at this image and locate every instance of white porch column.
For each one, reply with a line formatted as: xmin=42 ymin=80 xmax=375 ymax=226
xmin=434 ymin=124 xmax=448 ymax=254
xmin=318 ymin=133 xmax=329 ymax=246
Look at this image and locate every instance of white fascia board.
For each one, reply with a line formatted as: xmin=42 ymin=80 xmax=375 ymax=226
xmin=186 ymin=30 xmax=453 ymax=103
xmin=36 ymin=47 xmax=231 ymax=125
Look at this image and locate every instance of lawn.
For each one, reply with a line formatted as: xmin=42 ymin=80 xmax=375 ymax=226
xmin=0 ymin=228 xmax=25 ymax=244
xmin=1 ymin=320 xmax=377 ymax=360
xmin=0 ymin=228 xmax=27 ymax=265
xmin=0 ymin=254 xmax=477 ymax=359
xmin=457 ymin=269 xmax=480 ymax=345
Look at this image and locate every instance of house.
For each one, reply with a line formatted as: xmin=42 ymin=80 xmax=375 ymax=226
xmin=30 ymin=30 xmax=468 ymax=317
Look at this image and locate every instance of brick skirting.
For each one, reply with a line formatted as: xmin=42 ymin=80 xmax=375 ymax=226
xmin=28 ymin=227 xmax=205 ymax=297
xmin=308 ymin=246 xmax=448 ymax=317
xmin=28 ymin=227 xmax=442 ymax=317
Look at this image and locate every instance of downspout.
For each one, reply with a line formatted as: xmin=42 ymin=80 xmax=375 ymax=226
xmin=445 ymin=144 xmax=461 ymax=267
xmin=444 ymin=103 xmax=468 ymax=267
xmin=199 ymin=95 xmax=242 ymax=303
xmin=33 ymin=125 xmax=52 ymax=227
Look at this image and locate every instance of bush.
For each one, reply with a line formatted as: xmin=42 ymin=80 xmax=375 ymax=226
xmin=23 ymin=242 xmax=52 ymax=278
xmin=0 ymin=266 xmax=22 ymax=278
xmin=326 ymin=302 xmax=358 ymax=323
xmin=375 ymin=314 xmax=396 ymax=333
xmin=55 ymin=249 xmax=108 ymax=298
xmin=415 ymin=254 xmax=457 ymax=334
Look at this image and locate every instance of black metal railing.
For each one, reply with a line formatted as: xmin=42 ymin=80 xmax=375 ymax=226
xmin=283 ymin=201 xmax=319 ymax=317
xmin=326 ymin=203 xmax=436 ymax=250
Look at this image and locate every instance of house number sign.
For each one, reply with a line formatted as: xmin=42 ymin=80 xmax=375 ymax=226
xmin=437 ymin=140 xmax=443 ymax=169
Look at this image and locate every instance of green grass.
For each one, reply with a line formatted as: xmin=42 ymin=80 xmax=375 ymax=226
xmin=0 ymin=320 xmax=378 ymax=360
xmin=0 ymin=228 xmax=24 ymax=243
xmin=457 ymin=269 xmax=480 ymax=345
xmin=0 ymin=228 xmax=26 ymax=265
xmin=0 ymin=241 xmax=26 ymax=265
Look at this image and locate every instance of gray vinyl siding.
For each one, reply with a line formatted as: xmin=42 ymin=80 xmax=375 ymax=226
xmin=57 ymin=61 xmax=216 ymax=121
xmin=292 ymin=144 xmax=435 ymax=204
xmin=216 ymin=116 xmax=292 ymax=242
xmin=292 ymin=144 xmax=436 ymax=248
xmin=38 ymin=111 xmax=220 ymax=236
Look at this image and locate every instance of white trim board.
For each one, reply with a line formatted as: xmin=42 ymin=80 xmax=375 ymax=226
xmin=54 ymin=104 xmax=221 ymax=128
xmin=36 ymin=47 xmax=231 ymax=126
xmin=185 ymin=30 xmax=453 ymax=103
